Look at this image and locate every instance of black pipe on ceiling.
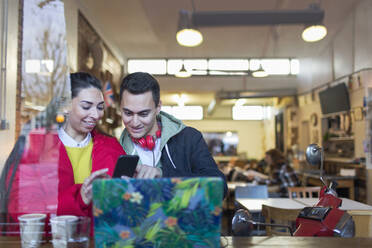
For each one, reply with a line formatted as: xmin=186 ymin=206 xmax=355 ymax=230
xmin=191 ymin=7 xmax=324 ymax=27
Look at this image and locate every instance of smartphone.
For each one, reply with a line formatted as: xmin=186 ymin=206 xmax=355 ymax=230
xmin=112 ymin=155 xmax=139 ymax=178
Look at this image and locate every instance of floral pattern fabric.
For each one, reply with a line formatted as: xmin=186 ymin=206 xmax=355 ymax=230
xmin=92 ymin=177 xmax=223 ymax=248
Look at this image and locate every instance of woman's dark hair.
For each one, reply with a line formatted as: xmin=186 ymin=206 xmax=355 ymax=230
xmin=70 ymin=72 xmax=102 ymax=98
xmin=119 ymin=72 xmax=160 ymax=106
xmin=265 ymin=149 xmax=286 ymax=167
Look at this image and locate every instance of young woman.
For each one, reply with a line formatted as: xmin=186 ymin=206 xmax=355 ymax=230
xmin=57 ymin=72 xmax=125 ymax=216
xmin=4 ymin=72 xmax=125 ymax=234
xmin=246 ymin=149 xmax=300 ymax=197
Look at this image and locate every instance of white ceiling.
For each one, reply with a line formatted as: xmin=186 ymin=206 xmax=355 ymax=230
xmin=78 ymin=0 xmax=360 ymax=106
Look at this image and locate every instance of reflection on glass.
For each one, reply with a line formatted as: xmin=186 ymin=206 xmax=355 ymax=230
xmin=1 ymin=0 xmax=70 ymax=237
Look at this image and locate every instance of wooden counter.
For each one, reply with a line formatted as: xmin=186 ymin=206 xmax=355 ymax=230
xmin=2 ymin=236 xmax=372 ymax=248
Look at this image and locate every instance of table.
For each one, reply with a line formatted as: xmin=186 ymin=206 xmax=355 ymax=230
xmin=292 ymin=198 xmax=372 ymax=211
xmin=236 ymin=197 xmax=372 ymax=237
xmin=223 ymin=236 xmax=372 ymax=247
xmin=227 ymin=182 xmax=279 ymax=193
xmin=2 ymin=236 xmax=372 ymax=248
xmin=236 ymin=197 xmax=372 ymax=212
xmin=236 ymin=198 xmax=305 ymax=212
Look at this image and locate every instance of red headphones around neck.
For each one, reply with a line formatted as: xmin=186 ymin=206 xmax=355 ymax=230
xmin=131 ymin=123 xmax=161 ymax=150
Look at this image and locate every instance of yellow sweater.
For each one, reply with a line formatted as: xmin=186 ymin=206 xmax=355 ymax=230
xmin=65 ymin=140 xmax=93 ymax=184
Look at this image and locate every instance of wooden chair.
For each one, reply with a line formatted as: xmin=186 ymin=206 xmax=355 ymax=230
xmin=348 ymin=210 xmax=372 ymax=237
xmin=287 ymin=186 xmax=321 ymax=199
xmin=261 ymin=204 xmax=302 ymax=236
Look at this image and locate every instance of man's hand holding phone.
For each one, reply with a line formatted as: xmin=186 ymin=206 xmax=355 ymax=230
xmin=134 ymin=164 xmax=162 ymax=178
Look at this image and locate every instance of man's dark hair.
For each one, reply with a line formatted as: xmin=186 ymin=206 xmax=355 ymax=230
xmin=120 ymin=72 xmax=160 ymax=106
xmin=70 ymin=72 xmax=102 ymax=99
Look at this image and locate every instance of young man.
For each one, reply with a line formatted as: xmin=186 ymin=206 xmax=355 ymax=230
xmin=119 ymin=72 xmax=227 ymax=195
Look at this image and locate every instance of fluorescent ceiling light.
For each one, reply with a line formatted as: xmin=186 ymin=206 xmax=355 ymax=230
xmin=262 ymin=59 xmax=290 ymax=75
xmin=291 ymin=59 xmax=300 ymax=74
xmin=128 ymin=59 xmax=166 ymax=74
xmin=302 ymin=24 xmax=327 ymax=42
xmin=128 ymin=58 xmax=298 ymax=76
xmin=208 ymin=59 xmax=249 ymax=71
xmin=232 ymin=106 xmax=264 ymax=120
xmin=162 ymin=105 xmax=203 ymax=120
xmin=168 ymin=59 xmax=208 ymax=75
xmin=161 ymin=106 xmax=173 ymax=115
xmin=173 ymin=106 xmax=203 ymax=120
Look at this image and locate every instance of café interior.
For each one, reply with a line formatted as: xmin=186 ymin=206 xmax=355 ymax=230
xmin=1 ymin=0 xmax=372 ymax=247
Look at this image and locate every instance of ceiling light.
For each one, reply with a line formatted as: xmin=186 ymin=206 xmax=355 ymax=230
xmin=175 ymin=63 xmax=191 ymax=78
xmin=176 ymin=29 xmax=203 ymax=47
xmin=252 ymin=64 xmax=268 ymax=78
xmin=176 ymin=10 xmax=203 ymax=47
xmin=302 ymin=24 xmax=327 ymax=42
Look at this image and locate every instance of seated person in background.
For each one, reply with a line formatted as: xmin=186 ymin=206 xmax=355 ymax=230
xmin=118 ymin=72 xmax=227 ymax=195
xmin=228 ymin=159 xmax=267 ymax=182
xmin=57 ymin=72 xmax=125 ymax=216
xmin=256 ymin=158 xmax=269 ymax=174
xmin=246 ymin=149 xmax=300 ymax=197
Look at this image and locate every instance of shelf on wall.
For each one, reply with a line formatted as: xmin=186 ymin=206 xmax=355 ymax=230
xmin=326 ymin=136 xmax=354 ymax=141
xmin=324 ymin=157 xmax=359 ymax=164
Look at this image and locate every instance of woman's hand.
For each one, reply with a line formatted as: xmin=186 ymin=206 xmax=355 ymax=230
xmin=134 ymin=164 xmax=162 ymax=178
xmin=80 ymin=168 xmax=109 ymax=205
